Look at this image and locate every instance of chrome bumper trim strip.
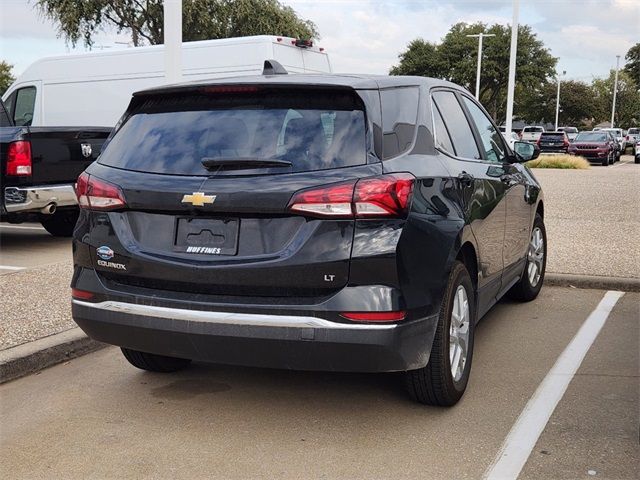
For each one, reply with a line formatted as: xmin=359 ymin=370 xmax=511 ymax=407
xmin=72 ymin=300 xmax=398 ymax=330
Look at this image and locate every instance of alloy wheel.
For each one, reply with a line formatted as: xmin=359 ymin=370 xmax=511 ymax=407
xmin=527 ymin=227 xmax=545 ymax=287
xmin=449 ymin=285 xmax=470 ymax=382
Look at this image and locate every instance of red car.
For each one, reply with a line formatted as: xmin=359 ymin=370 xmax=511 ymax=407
xmin=568 ymin=131 xmax=616 ymax=166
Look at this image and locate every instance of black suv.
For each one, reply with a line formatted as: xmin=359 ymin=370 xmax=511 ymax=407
xmin=71 ymin=65 xmax=545 ymax=406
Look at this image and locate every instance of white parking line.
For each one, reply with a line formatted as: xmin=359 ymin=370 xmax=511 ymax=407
xmin=484 ymin=290 xmax=625 ymax=480
xmin=0 ymin=265 xmax=25 ymax=271
xmin=0 ymin=224 xmax=45 ymax=230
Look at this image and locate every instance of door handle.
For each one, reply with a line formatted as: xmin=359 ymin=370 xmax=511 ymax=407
xmin=457 ymin=171 xmax=474 ymax=187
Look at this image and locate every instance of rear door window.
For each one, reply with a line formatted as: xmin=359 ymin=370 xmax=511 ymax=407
xmin=432 ymin=102 xmax=455 ymax=155
xmin=99 ymin=89 xmax=367 ymax=176
xmin=432 ymin=91 xmax=480 ymax=160
xmin=12 ymin=87 xmax=37 ymax=126
xmin=380 ymin=87 xmax=419 ymax=159
xmin=461 ymin=95 xmax=507 ymax=163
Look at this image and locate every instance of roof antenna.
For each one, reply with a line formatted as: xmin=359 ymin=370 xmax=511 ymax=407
xmin=262 ymin=59 xmax=288 ymax=75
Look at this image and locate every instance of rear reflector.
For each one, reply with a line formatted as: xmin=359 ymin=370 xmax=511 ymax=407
xmin=288 ymin=174 xmax=415 ymax=219
xmin=6 ymin=141 xmax=32 ymax=176
xmin=340 ymin=311 xmax=406 ymax=322
xmin=76 ymin=172 xmax=126 ymax=211
xmin=71 ymin=288 xmax=94 ymax=300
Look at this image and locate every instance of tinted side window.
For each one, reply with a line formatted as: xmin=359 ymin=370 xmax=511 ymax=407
xmin=432 ymin=102 xmax=455 ymax=155
xmin=432 ymin=91 xmax=480 ymax=160
xmin=0 ymin=102 xmax=12 ymax=127
xmin=13 ymin=87 xmax=37 ymax=126
xmin=381 ymin=87 xmax=419 ymax=159
xmin=461 ymin=96 xmax=507 ymax=163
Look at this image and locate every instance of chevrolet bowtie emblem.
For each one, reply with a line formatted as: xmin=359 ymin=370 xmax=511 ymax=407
xmin=182 ymin=192 xmax=216 ymax=207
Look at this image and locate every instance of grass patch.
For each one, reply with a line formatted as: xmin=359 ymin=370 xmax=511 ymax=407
xmin=526 ymin=154 xmax=591 ymax=169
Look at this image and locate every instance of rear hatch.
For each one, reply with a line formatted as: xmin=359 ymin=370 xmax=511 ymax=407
xmin=538 ymin=132 xmax=566 ymax=147
xmin=87 ymin=86 xmax=380 ymax=298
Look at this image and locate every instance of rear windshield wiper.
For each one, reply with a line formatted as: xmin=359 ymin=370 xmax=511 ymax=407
xmin=201 ymin=157 xmax=292 ymax=170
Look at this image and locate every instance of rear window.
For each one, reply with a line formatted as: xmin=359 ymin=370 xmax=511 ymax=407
xmin=575 ymin=132 xmax=607 ymax=142
xmin=628 ymin=128 xmax=639 ymax=134
xmin=540 ymin=132 xmax=564 ymax=138
xmin=525 ymin=127 xmax=544 ymax=132
xmin=99 ymin=89 xmax=367 ymax=176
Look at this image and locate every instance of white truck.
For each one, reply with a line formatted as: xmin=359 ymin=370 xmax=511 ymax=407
xmin=519 ymin=126 xmax=546 ymax=142
xmin=2 ymin=35 xmax=332 ymax=128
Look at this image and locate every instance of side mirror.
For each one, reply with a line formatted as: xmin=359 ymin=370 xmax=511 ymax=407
xmin=513 ymin=141 xmax=540 ymax=162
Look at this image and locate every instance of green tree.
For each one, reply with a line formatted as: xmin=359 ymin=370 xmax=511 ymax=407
xmin=518 ymin=80 xmax=600 ymax=127
xmin=390 ymin=22 xmax=557 ymax=121
xmin=624 ymin=42 xmax=640 ymax=87
xmin=0 ymin=61 xmax=15 ymax=96
xmin=591 ymin=69 xmax=640 ymax=127
xmin=36 ymin=0 xmax=318 ymax=47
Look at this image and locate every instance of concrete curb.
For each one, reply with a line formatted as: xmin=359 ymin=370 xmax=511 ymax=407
xmin=545 ymin=273 xmax=640 ymax=292
xmin=0 ymin=328 xmax=106 ymax=384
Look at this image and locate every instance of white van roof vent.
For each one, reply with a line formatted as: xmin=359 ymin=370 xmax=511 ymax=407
xmin=262 ymin=60 xmax=288 ymax=76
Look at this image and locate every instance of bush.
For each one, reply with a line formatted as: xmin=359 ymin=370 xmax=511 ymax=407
xmin=526 ymin=154 xmax=591 ymax=169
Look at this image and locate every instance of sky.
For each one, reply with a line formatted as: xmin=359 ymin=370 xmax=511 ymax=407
xmin=0 ymin=0 xmax=638 ymax=82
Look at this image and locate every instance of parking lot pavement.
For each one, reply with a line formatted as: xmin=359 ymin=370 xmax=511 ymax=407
xmin=1 ymin=286 xmax=637 ymax=479
xmin=533 ymin=155 xmax=640 ymax=279
xmin=0 ymin=223 xmax=71 ymax=274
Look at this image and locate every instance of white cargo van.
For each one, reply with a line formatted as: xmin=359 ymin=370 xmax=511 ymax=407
xmin=2 ymin=35 xmax=332 ymax=128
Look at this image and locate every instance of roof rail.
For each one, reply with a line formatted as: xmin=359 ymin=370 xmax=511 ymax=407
xmin=262 ymin=60 xmax=288 ymax=76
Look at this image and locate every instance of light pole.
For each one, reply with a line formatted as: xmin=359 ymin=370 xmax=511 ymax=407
xmin=164 ymin=0 xmax=183 ymax=84
xmin=554 ymin=70 xmax=566 ymax=131
xmin=466 ymin=32 xmax=496 ymax=100
xmin=505 ymin=0 xmax=520 ymax=135
xmin=611 ymin=55 xmax=620 ymax=128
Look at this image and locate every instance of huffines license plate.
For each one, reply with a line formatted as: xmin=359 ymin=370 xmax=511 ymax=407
xmin=174 ymin=217 xmax=239 ymax=255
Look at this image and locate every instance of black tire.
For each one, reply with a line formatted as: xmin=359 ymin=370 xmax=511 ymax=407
xmin=507 ymin=213 xmax=547 ymax=302
xmin=602 ymin=152 xmax=610 ymax=166
xmin=404 ymin=261 xmax=476 ymax=406
xmin=40 ymin=209 xmax=79 ymax=237
xmin=121 ymin=348 xmax=192 ymax=373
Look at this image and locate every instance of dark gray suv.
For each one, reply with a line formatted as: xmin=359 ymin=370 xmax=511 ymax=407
xmin=71 ymin=64 xmax=545 ymax=406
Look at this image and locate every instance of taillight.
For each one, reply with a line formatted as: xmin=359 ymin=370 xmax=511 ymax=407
xmin=353 ymin=174 xmax=414 ymax=217
xmin=340 ymin=311 xmax=406 ymax=322
xmin=288 ymin=174 xmax=415 ymax=219
xmin=75 ymin=172 xmax=126 ymax=211
xmin=6 ymin=141 xmax=32 ymax=176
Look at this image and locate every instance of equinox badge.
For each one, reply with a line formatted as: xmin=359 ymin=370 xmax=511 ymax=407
xmin=182 ymin=192 xmax=216 ymax=207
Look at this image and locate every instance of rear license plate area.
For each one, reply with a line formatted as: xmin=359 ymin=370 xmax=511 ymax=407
xmin=174 ymin=218 xmax=239 ymax=255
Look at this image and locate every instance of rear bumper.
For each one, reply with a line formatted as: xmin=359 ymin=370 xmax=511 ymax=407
xmin=3 ymin=184 xmax=77 ymax=214
xmin=72 ymin=299 xmax=438 ymax=372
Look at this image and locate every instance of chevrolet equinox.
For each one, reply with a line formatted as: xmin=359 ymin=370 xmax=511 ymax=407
xmin=71 ymin=63 xmax=545 ymax=406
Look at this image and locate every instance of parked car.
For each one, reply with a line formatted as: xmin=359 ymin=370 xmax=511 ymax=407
xmin=502 ymin=130 xmax=519 ymax=149
xmin=71 ymin=65 xmax=545 ymax=407
xmin=537 ymin=131 xmax=570 ymax=153
xmin=556 ymin=126 xmax=579 ymax=141
xmin=601 ymin=127 xmax=626 ymax=152
xmin=625 ymin=127 xmax=639 ymax=152
xmin=0 ymin=99 xmax=110 ymax=235
xmin=2 ymin=36 xmax=331 ymax=128
xmin=568 ymin=131 xmax=617 ymax=166
xmin=635 ymin=149 xmax=640 ymax=164
xmin=520 ymin=126 xmax=545 ymax=142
